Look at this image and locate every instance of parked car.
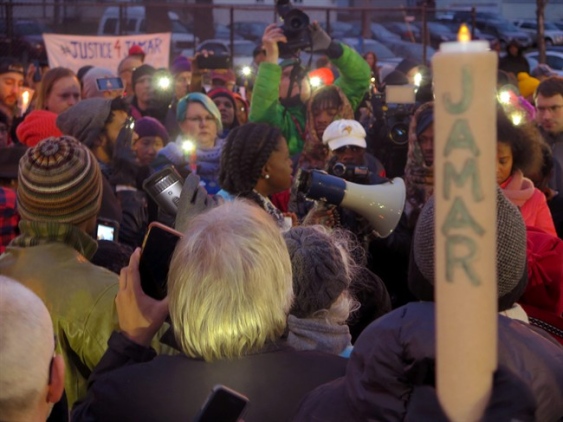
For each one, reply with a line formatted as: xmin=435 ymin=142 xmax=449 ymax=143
xmin=413 ymin=21 xmax=457 ymax=49
xmin=0 ymin=19 xmax=50 ymax=61
xmin=228 ymin=21 xmax=268 ymax=43
xmin=513 ymin=19 xmax=563 ymax=46
xmin=341 ymin=37 xmax=402 ymax=68
xmin=382 ymin=22 xmax=422 ymax=42
xmin=321 ymin=21 xmax=353 ymax=40
xmin=213 ymin=23 xmax=244 ymax=40
xmin=452 ymin=11 xmax=501 ymax=24
xmin=378 ymin=38 xmax=436 ymax=65
xmin=473 ymin=19 xmax=532 ymax=49
xmin=436 ymin=19 xmax=497 ymax=43
xmin=370 ymin=23 xmax=403 ymax=42
xmin=525 ymin=49 xmax=563 ymax=76
xmin=97 ymin=6 xmax=195 ymax=57
xmin=196 ymin=39 xmax=256 ymax=68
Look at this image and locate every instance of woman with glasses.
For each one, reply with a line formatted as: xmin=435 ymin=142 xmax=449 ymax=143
xmin=175 ymin=92 xmax=224 ymax=194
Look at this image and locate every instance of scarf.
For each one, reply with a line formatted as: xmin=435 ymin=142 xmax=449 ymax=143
xmin=286 ymin=314 xmax=352 ymax=356
xmin=251 ymin=190 xmax=290 ymax=231
xmin=500 ymin=170 xmax=535 ymax=207
xmin=11 ymin=220 xmax=98 ymax=260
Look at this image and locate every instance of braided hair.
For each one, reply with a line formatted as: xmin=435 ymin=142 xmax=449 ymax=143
xmin=219 ymin=123 xmax=283 ymax=200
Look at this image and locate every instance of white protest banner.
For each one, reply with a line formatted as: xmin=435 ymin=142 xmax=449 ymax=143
xmin=43 ymin=33 xmax=171 ymax=73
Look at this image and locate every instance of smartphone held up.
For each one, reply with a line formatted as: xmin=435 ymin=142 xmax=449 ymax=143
xmin=138 ymin=222 xmax=183 ymax=301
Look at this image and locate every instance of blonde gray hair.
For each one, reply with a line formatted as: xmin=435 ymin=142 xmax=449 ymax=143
xmin=168 ymin=200 xmax=293 ymax=362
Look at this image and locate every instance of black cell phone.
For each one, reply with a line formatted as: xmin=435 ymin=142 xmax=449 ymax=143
xmin=96 ymin=77 xmax=124 ymax=91
xmin=139 ymin=222 xmax=183 ymax=300
xmin=194 ymin=385 xmax=249 ymax=422
xmin=96 ymin=218 xmax=120 ymax=242
xmin=196 ymin=54 xmax=232 ymax=70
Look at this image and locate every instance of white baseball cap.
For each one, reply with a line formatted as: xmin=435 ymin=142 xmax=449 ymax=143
xmin=322 ymin=119 xmax=367 ymax=151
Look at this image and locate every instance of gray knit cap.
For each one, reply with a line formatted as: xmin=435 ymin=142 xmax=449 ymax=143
xmin=408 ymin=186 xmax=528 ymax=311
xmin=56 ymin=98 xmax=112 ymax=148
xmin=284 ymin=226 xmax=349 ymax=318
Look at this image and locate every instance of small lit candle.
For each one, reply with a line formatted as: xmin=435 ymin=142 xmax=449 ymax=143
xmin=432 ymin=24 xmax=498 ymax=422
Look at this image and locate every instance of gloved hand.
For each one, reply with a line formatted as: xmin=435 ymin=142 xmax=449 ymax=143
xmin=110 ymin=118 xmax=139 ymax=188
xmin=174 ymin=173 xmax=223 ymax=233
xmin=308 ymin=22 xmax=332 ymax=53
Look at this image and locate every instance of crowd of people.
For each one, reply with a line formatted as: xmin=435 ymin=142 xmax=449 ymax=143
xmin=1 ymin=19 xmax=563 ymax=422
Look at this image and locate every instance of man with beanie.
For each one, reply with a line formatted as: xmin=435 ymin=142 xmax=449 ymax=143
xmin=249 ymin=23 xmax=371 ymax=158
xmin=165 ymin=56 xmax=192 ymax=140
xmin=293 ymin=188 xmax=563 ymax=422
xmin=130 ymin=64 xmax=156 ymax=120
xmin=0 ymin=136 xmax=120 ymax=407
xmin=57 ymin=97 xmax=148 ymax=247
xmin=0 ymin=58 xmax=25 ymax=144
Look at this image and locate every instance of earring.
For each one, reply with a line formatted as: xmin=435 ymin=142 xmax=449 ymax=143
xmin=264 ymin=174 xmax=270 ymax=179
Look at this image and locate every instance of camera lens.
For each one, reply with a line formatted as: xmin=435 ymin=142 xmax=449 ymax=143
xmin=332 ymin=162 xmax=346 ymax=177
xmin=390 ymin=123 xmax=409 ymax=145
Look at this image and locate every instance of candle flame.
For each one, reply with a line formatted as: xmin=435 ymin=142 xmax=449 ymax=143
xmin=22 ymin=91 xmax=30 ymax=102
xmin=457 ymin=24 xmax=471 ymax=42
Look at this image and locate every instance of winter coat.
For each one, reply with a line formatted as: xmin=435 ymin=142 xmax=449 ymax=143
xmin=71 ymin=332 xmax=347 ymax=422
xmin=293 ymin=302 xmax=563 ymax=422
xmin=249 ymin=44 xmax=371 ymax=157
xmin=501 ymin=170 xmax=557 ymax=236
xmin=0 ymin=222 xmax=119 ymax=407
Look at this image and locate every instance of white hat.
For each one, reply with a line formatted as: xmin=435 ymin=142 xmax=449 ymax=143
xmin=322 ymin=119 xmax=367 ymax=151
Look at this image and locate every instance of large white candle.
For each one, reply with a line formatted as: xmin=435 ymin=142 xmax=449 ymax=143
xmin=432 ymin=25 xmax=498 ymax=422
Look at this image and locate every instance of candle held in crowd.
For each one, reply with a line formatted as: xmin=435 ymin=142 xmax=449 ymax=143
xmin=432 ymin=24 xmax=499 ymax=422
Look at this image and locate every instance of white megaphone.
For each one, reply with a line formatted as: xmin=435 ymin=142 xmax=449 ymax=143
xmin=298 ymin=170 xmax=406 ymax=238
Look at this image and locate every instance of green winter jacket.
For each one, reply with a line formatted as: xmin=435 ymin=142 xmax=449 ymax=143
xmin=249 ymin=44 xmax=371 ymax=156
xmin=0 ymin=221 xmax=119 ymax=407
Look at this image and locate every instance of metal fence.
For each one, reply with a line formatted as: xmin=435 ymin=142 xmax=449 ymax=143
xmin=1 ymin=1 xmax=484 ymax=65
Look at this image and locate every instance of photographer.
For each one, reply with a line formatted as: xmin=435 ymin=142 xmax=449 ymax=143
xmin=249 ymin=13 xmax=371 ymax=159
xmin=297 ymin=120 xmax=386 ymax=243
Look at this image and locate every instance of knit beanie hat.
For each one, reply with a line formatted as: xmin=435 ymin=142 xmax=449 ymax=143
xmin=16 ymin=110 xmax=63 ymax=147
xmin=517 ymin=72 xmax=540 ymax=98
xmin=208 ymin=87 xmax=238 ymax=127
xmin=176 ymin=92 xmax=223 ymax=132
xmin=132 ymin=64 xmax=156 ymax=88
xmin=17 ymin=136 xmax=102 ymax=225
xmin=56 ymin=98 xmax=112 ymax=148
xmin=82 ymin=67 xmax=120 ymax=99
xmin=171 ymin=56 xmax=191 ymax=76
xmin=284 ymin=226 xmax=349 ymax=318
xmin=408 ymin=187 xmax=528 ymax=312
xmin=134 ymin=116 xmax=169 ymax=144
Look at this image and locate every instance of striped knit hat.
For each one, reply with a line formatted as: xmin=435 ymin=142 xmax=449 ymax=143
xmin=17 ymin=136 xmax=102 ymax=225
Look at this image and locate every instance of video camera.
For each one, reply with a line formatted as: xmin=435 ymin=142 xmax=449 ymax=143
xmin=371 ymin=85 xmax=417 ymax=146
xmin=276 ymin=0 xmax=312 ymax=58
xmin=329 ymin=161 xmax=386 ymax=186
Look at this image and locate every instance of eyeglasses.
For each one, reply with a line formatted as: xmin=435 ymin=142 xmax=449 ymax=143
xmin=334 ymin=145 xmax=363 ymax=154
xmin=536 ymin=104 xmax=563 ymax=114
xmin=186 ymin=116 xmax=215 ymax=124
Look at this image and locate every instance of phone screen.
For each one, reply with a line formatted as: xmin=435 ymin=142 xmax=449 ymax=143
xmin=139 ymin=222 xmax=182 ymax=300
xmin=96 ymin=77 xmax=124 ymax=91
xmin=196 ymin=385 xmax=249 ymax=422
xmin=97 ymin=224 xmax=116 ymax=241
